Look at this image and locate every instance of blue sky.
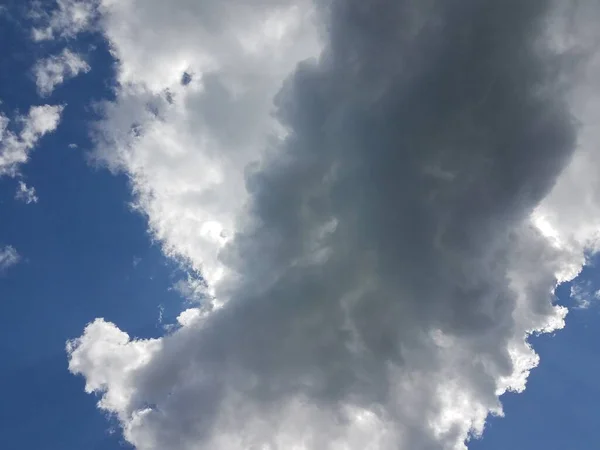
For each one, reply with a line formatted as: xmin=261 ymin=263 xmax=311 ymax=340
xmin=0 ymin=5 xmax=182 ymax=448
xmin=1 ymin=1 xmax=600 ymax=450
xmin=470 ymin=285 xmax=600 ymax=450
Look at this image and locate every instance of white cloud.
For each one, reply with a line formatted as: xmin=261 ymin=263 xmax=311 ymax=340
xmin=34 ymin=48 xmax=90 ymax=96
xmin=0 ymin=246 xmax=20 ymax=272
xmin=568 ymin=279 xmax=600 ymax=311
xmin=88 ymin=0 xmax=321 ymax=295
xmin=67 ymin=318 xmax=162 ymax=414
xmin=0 ymin=104 xmax=59 ymax=274
xmin=61 ymin=1 xmax=600 ymax=450
xmin=0 ymin=104 xmax=64 ymax=177
xmin=30 ymin=0 xmax=97 ymax=41
xmin=15 ymin=181 xmax=38 ymax=204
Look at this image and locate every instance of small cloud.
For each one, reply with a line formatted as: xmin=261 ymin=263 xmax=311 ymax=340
xmin=570 ymin=280 xmax=600 ymax=309
xmin=0 ymin=104 xmax=64 ymax=177
xmin=132 ymin=256 xmax=141 ymax=268
xmin=15 ymin=181 xmax=38 ymax=204
xmin=68 ymin=143 xmax=78 ymax=149
xmin=34 ymin=48 xmax=90 ymax=96
xmin=0 ymin=246 xmax=20 ymax=272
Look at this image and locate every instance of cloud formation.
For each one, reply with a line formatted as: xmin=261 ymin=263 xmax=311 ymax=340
xmin=59 ymin=0 xmax=600 ymax=449
xmin=34 ymin=48 xmax=90 ymax=96
xmin=0 ymin=104 xmax=63 ymax=177
xmin=88 ymin=0 xmax=320 ymax=294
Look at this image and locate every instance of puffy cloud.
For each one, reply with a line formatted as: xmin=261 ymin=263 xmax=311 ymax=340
xmin=67 ymin=318 xmax=162 ymax=414
xmin=88 ymin=0 xmax=321 ymax=294
xmin=64 ymin=0 xmax=600 ymax=450
xmin=15 ymin=181 xmax=38 ymax=204
xmin=34 ymin=48 xmax=90 ymax=96
xmin=0 ymin=104 xmax=63 ymax=177
xmin=0 ymin=245 xmax=20 ymax=272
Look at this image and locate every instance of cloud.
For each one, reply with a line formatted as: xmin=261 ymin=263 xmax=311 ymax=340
xmin=0 ymin=246 xmax=20 ymax=272
xmin=15 ymin=181 xmax=39 ymax=204
xmin=0 ymin=104 xmax=64 ymax=177
xmin=569 ymin=281 xmax=599 ymax=310
xmin=63 ymin=0 xmax=600 ymax=449
xmin=531 ymin=1 xmax=600 ymax=265
xmin=34 ymin=48 xmax=90 ymax=96
xmin=30 ymin=0 xmax=96 ymax=41
xmin=88 ymin=0 xmax=321 ymax=294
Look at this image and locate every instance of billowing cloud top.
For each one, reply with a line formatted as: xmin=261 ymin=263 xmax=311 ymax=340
xmin=40 ymin=0 xmax=600 ymax=449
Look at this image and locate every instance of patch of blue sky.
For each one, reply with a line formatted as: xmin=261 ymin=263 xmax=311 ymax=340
xmin=0 ymin=4 xmax=186 ymax=450
xmin=470 ymin=280 xmax=600 ymax=450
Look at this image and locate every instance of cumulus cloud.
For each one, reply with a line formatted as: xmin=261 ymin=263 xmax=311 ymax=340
xmin=88 ymin=0 xmax=320 ymax=294
xmin=0 ymin=246 xmax=20 ymax=272
xmin=34 ymin=48 xmax=90 ymax=96
xmin=0 ymin=104 xmax=64 ymax=177
xmin=63 ymin=0 xmax=600 ymax=449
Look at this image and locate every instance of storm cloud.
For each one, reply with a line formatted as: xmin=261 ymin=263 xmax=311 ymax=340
xmin=62 ymin=0 xmax=600 ymax=449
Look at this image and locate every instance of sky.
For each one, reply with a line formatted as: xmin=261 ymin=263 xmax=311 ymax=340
xmin=1 ymin=1 xmax=600 ymax=449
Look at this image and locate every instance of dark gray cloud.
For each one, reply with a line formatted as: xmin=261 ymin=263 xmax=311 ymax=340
xmin=67 ymin=1 xmax=598 ymax=449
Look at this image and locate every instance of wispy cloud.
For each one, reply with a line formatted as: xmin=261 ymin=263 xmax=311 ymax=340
xmin=15 ymin=181 xmax=38 ymax=204
xmin=0 ymin=246 xmax=20 ymax=273
xmin=0 ymin=104 xmax=63 ymax=177
xmin=30 ymin=0 xmax=96 ymax=42
xmin=570 ymin=280 xmax=600 ymax=309
xmin=34 ymin=48 xmax=90 ymax=96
